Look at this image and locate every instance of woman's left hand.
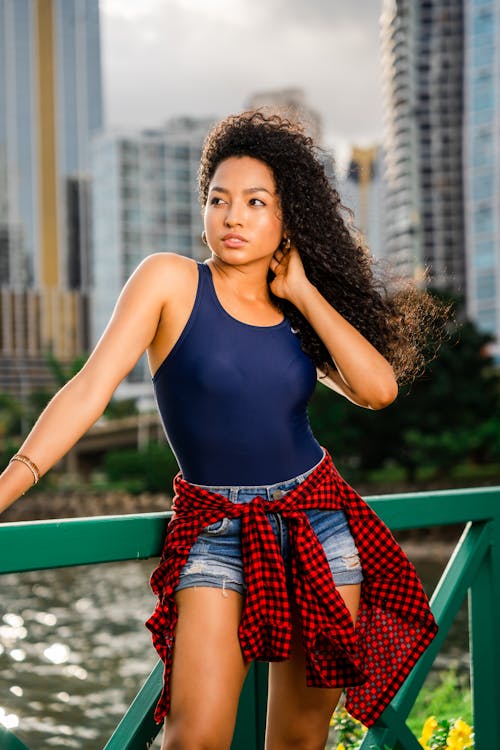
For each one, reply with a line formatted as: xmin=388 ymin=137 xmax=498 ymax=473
xmin=268 ymin=242 xmax=311 ymax=302
xmin=269 ymin=241 xmax=398 ymax=409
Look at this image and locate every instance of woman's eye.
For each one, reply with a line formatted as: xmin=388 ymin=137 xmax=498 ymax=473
xmin=210 ymin=196 xmax=225 ymax=205
xmin=249 ymin=198 xmax=265 ymax=206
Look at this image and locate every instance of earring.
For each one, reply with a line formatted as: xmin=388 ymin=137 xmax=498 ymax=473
xmin=282 ymin=237 xmax=291 ymax=250
xmin=201 ymin=230 xmax=208 ymax=245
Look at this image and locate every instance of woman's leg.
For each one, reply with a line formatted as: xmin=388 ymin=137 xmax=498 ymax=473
xmin=161 ymin=586 xmax=251 ymax=750
xmin=265 ymin=584 xmax=361 ymax=750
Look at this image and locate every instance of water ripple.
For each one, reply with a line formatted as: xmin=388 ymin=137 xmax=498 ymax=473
xmin=1 ymin=559 xmax=158 ymax=748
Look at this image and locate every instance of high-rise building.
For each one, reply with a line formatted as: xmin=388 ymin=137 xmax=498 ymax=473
xmin=247 ymin=88 xmax=322 ymax=142
xmin=380 ymin=0 xmax=466 ymax=293
xmin=0 ymin=0 xmax=103 ymax=394
xmin=340 ymin=146 xmax=385 ymax=262
xmin=91 ymin=117 xmax=213 ymax=399
xmin=463 ymin=0 xmax=500 ymax=362
xmin=246 ymin=87 xmax=336 ymax=185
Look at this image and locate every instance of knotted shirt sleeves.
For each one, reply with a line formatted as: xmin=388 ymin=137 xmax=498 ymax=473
xmin=145 ymin=449 xmax=437 ymax=727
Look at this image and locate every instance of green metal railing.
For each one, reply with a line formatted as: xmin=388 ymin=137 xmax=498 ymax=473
xmin=1 ymin=485 xmax=499 ymax=750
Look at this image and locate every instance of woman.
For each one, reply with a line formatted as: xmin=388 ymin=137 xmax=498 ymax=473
xmin=0 ymin=111 xmax=441 ymax=750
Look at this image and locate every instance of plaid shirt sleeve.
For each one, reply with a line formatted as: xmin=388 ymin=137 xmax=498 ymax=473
xmin=145 ymin=449 xmax=438 ymax=728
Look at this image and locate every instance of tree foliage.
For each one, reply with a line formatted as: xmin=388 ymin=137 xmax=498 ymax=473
xmin=309 ymin=297 xmax=500 ymax=481
xmin=103 ymin=442 xmax=179 ymax=493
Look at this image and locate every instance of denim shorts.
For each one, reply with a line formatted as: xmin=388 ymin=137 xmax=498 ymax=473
xmin=175 ymin=452 xmax=363 ymax=596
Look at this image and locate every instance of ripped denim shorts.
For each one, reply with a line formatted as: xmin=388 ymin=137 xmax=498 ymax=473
xmin=175 ymin=453 xmax=364 ymax=596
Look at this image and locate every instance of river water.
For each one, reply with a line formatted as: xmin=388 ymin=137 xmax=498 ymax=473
xmin=0 ymin=553 xmax=468 ymax=749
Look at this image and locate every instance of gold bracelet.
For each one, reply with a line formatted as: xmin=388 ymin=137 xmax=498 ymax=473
xmin=9 ymin=454 xmax=41 ymax=485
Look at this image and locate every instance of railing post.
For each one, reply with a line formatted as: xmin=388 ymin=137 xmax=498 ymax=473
xmin=468 ymin=520 xmax=500 ymax=750
xmin=231 ymin=663 xmax=268 ymax=750
xmin=0 ymin=727 xmax=31 ymax=750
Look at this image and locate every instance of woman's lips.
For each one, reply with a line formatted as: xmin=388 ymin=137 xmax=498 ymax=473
xmin=222 ymin=233 xmax=247 ymax=248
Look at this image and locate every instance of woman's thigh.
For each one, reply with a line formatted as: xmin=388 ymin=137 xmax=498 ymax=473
xmin=265 ymin=583 xmax=361 ymax=750
xmin=162 ymin=586 xmax=250 ymax=750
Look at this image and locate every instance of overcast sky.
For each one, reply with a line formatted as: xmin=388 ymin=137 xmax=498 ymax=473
xmin=100 ymin=0 xmax=385 ymax=168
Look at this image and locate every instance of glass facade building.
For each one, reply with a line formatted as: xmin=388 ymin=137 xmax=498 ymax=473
xmin=0 ymin=0 xmax=38 ymax=288
xmin=0 ymin=0 xmax=103 ymax=395
xmin=463 ymin=0 xmax=499 ymax=361
xmin=381 ymin=0 xmax=466 ymax=294
xmin=0 ymin=0 xmax=102 ymax=292
xmin=91 ymin=117 xmax=213 ymax=395
xmin=55 ymin=0 xmax=103 ymax=291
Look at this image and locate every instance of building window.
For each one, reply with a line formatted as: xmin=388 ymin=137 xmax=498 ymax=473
xmin=474 ymin=205 xmax=494 ymax=234
xmin=472 ymin=128 xmax=493 ymax=166
xmin=174 ymin=146 xmax=190 ymax=160
xmin=476 ymin=308 xmax=497 ymax=334
xmin=472 ymin=171 xmax=494 ymax=200
xmin=474 ymin=240 xmax=495 ymax=270
xmin=473 ymin=44 xmax=494 ymax=66
xmin=472 ymin=10 xmax=494 ymax=36
xmin=174 ymin=166 xmax=190 ymax=181
xmin=475 ymin=274 xmax=496 ymax=301
xmin=473 ymin=85 xmax=494 ymax=112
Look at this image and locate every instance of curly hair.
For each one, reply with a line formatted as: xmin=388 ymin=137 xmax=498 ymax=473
xmin=198 ymin=110 xmax=450 ymax=385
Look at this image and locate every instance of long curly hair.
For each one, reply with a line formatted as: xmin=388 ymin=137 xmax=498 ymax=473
xmin=198 ymin=110 xmax=450 ymax=385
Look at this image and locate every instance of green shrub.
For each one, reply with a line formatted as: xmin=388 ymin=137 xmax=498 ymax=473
xmin=103 ymin=442 xmax=179 ymax=493
xmin=408 ymin=669 xmax=472 ymax=732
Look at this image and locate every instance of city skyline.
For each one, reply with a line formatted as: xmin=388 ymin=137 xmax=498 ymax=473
xmin=100 ymin=0 xmax=385 ymax=168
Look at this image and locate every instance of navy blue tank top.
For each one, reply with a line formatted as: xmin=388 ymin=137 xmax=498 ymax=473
xmin=152 ymin=262 xmax=323 ymax=485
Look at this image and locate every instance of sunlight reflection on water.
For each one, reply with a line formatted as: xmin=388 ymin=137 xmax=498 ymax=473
xmin=44 ymin=643 xmax=71 ymax=664
xmin=0 ymin=559 xmax=159 ymax=748
xmin=0 ymin=706 xmax=20 ymax=729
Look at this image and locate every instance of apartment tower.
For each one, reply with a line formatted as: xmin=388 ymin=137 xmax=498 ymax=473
xmin=380 ymin=0 xmax=465 ymax=293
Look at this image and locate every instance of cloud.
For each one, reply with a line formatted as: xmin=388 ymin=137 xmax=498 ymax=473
xmin=100 ymin=0 xmax=384 ymax=153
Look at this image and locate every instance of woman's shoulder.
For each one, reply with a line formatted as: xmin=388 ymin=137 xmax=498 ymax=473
xmin=134 ymin=252 xmax=200 ymax=296
xmin=139 ymin=251 xmax=199 ymax=275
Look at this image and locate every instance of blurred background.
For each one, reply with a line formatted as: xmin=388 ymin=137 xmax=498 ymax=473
xmin=0 ymin=0 xmax=498 ymax=499
xmin=0 ymin=0 xmax=499 ymax=746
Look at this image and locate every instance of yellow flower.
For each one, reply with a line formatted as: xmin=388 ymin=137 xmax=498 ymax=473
xmin=419 ymin=716 xmax=438 ymax=748
xmin=336 ymin=744 xmax=346 ymax=750
xmin=446 ymin=718 xmax=474 ymax=749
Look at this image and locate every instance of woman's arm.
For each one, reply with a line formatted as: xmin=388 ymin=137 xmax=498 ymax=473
xmin=270 ymin=246 xmax=398 ymax=410
xmin=0 ymin=253 xmax=174 ymax=513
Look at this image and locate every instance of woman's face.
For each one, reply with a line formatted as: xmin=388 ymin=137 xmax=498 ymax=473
xmin=204 ymin=156 xmax=283 ymax=266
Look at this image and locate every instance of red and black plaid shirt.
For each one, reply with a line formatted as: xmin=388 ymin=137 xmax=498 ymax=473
xmin=146 ymin=449 xmax=437 ymax=727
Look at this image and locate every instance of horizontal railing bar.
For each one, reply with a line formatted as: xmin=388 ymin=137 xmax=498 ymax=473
xmin=366 ymin=485 xmax=500 ymax=529
xmin=1 ymin=486 xmax=499 ymax=574
xmin=0 ymin=512 xmax=172 ymax=574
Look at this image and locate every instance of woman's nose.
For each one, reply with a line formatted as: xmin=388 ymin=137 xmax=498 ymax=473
xmin=224 ymin=201 xmax=244 ymax=226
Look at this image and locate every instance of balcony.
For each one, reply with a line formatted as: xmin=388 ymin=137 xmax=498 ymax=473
xmin=1 ymin=484 xmax=499 ymax=749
